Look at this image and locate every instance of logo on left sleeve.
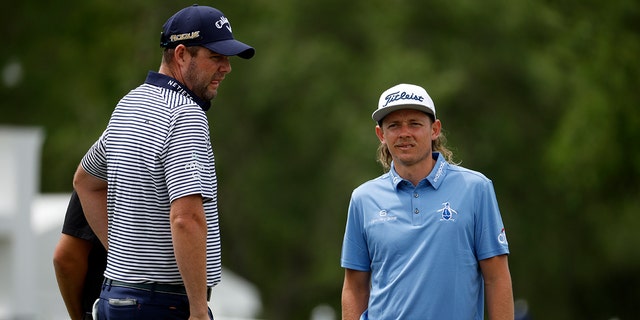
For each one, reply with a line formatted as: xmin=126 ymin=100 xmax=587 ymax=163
xmin=185 ymin=152 xmax=205 ymax=180
xmin=498 ymin=228 xmax=508 ymax=245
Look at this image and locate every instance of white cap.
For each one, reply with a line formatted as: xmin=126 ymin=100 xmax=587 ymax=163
xmin=372 ymin=83 xmax=436 ymax=122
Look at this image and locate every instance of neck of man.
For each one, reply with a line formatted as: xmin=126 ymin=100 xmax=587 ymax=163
xmin=393 ymin=154 xmax=436 ymax=187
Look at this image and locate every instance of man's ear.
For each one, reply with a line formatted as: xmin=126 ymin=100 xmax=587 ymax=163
xmin=375 ymin=125 xmax=385 ymax=143
xmin=173 ymin=44 xmax=188 ymax=66
xmin=431 ymin=119 xmax=442 ymax=140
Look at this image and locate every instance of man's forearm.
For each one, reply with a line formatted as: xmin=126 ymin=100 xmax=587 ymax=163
xmin=342 ymin=269 xmax=370 ymax=320
xmin=53 ymin=235 xmax=92 ymax=320
xmin=54 ymin=264 xmax=87 ymax=320
xmin=173 ymin=219 xmax=208 ymax=317
xmin=485 ymin=278 xmax=514 ymax=320
xmin=481 ymin=255 xmax=514 ymax=320
xmin=171 ymin=195 xmax=209 ymax=318
xmin=342 ymin=292 xmax=369 ymax=320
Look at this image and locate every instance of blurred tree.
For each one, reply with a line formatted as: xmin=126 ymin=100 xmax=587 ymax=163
xmin=3 ymin=0 xmax=639 ymax=319
xmin=540 ymin=0 xmax=640 ymax=318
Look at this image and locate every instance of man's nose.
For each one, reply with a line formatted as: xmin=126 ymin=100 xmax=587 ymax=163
xmin=220 ymin=58 xmax=232 ymax=73
xmin=398 ymin=123 xmax=412 ymax=136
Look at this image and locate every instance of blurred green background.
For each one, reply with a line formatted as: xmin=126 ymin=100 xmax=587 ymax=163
xmin=3 ymin=0 xmax=639 ymax=319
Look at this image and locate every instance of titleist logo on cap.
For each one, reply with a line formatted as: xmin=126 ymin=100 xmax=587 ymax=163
xmin=382 ymin=91 xmax=425 ymax=108
xmin=372 ymin=84 xmax=435 ymax=122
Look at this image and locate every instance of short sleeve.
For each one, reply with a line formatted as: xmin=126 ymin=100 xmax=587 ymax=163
xmin=163 ymin=105 xmax=215 ymax=203
xmin=474 ymin=180 xmax=510 ymax=260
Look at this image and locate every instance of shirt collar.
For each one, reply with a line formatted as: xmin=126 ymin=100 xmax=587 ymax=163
xmin=144 ymin=71 xmax=211 ymax=111
xmin=426 ymin=152 xmax=449 ymax=189
xmin=388 ymin=152 xmax=449 ymax=190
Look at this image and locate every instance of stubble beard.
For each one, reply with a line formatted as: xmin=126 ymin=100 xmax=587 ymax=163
xmin=185 ymin=61 xmax=218 ymax=102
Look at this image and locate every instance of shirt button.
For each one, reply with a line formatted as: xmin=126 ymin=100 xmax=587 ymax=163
xmin=413 ymin=193 xmax=419 ymax=198
xmin=414 ymin=208 xmax=419 ymax=214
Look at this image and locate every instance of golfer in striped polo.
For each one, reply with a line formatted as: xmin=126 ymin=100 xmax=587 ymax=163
xmin=73 ymin=5 xmax=254 ymax=320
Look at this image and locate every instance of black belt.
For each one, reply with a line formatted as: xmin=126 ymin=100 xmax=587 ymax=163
xmin=104 ymin=278 xmax=212 ymax=301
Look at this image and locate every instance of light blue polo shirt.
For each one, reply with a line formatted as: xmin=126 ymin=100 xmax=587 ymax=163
xmin=341 ymin=152 xmax=509 ymax=320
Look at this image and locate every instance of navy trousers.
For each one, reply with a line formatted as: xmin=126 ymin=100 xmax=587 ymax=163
xmin=95 ymin=283 xmax=213 ymax=320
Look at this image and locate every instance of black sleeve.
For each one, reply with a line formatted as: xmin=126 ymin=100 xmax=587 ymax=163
xmin=61 ymin=190 xmax=99 ymax=243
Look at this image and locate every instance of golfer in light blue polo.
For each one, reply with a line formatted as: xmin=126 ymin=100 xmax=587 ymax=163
xmin=340 ymin=84 xmax=514 ymax=320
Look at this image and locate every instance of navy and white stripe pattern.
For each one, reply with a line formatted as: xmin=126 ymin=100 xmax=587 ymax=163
xmin=81 ymin=73 xmax=221 ymax=287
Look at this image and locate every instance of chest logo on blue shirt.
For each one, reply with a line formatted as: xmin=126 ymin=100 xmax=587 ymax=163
xmin=369 ymin=209 xmax=398 ymax=225
xmin=438 ymin=202 xmax=458 ymax=221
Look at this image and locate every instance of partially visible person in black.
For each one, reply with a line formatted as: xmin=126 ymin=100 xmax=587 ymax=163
xmin=53 ymin=191 xmax=107 ymax=320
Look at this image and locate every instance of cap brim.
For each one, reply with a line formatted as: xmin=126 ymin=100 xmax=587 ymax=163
xmin=372 ymin=104 xmax=435 ymax=122
xmin=203 ymin=39 xmax=255 ymax=59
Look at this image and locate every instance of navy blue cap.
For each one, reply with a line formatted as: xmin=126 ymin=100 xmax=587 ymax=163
xmin=160 ymin=5 xmax=255 ymax=59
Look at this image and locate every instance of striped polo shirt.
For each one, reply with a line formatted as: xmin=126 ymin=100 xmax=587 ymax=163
xmin=81 ymin=72 xmax=221 ymax=287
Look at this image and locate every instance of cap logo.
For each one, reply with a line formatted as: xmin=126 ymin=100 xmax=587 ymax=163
xmin=169 ymin=31 xmax=200 ymax=43
xmin=215 ymin=16 xmax=232 ymax=32
xmin=382 ymin=91 xmax=424 ymax=108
